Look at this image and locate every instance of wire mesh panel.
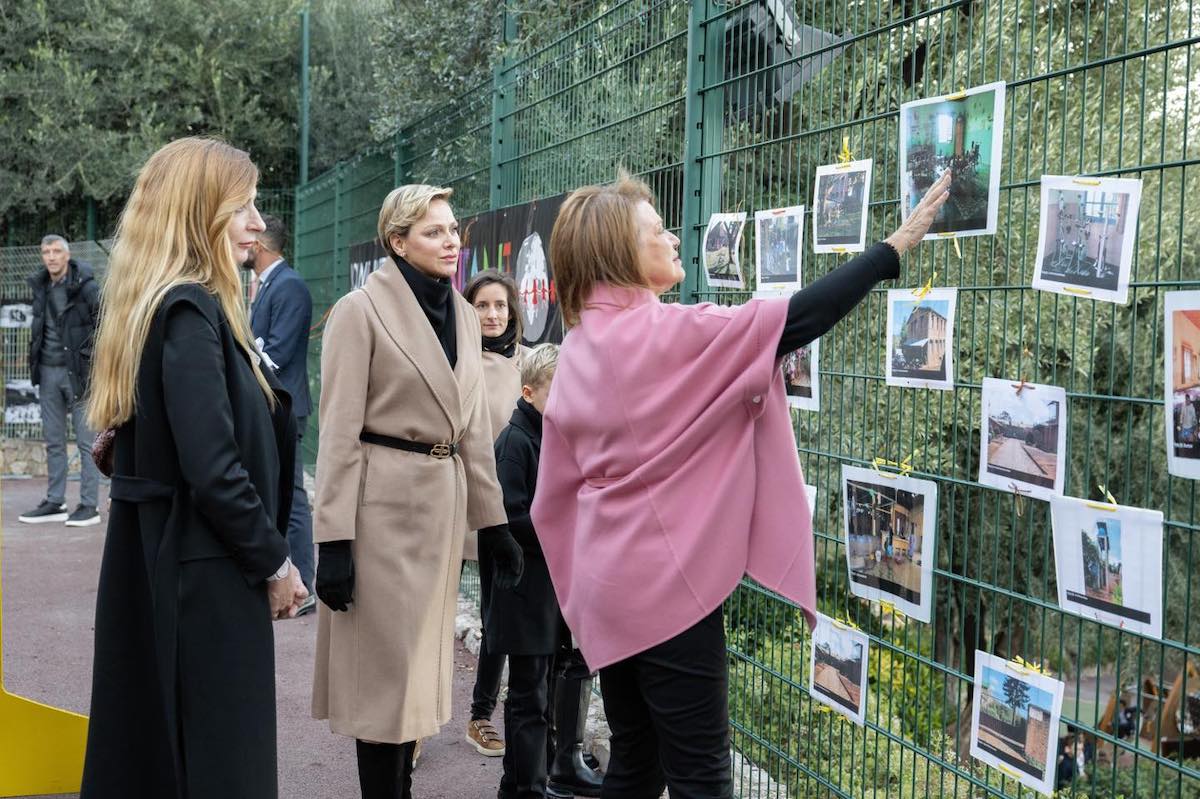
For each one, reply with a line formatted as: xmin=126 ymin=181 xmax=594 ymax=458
xmin=701 ymin=1 xmax=1200 ymax=797
xmin=499 ymin=0 xmax=691 ymax=232
xmin=401 ymin=81 xmax=496 ymax=217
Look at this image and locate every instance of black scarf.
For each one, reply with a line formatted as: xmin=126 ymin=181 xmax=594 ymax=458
xmin=394 ymin=255 xmax=457 ymax=368
xmin=482 ymin=318 xmax=518 ymax=359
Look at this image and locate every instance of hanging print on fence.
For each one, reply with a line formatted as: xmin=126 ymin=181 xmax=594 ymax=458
xmin=812 ymin=159 xmax=872 ymax=253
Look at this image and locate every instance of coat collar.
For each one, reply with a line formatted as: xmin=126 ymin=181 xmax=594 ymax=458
xmin=361 ymin=263 xmax=479 ymax=439
xmin=509 ymin=397 xmax=543 ymax=446
xmin=582 ymin=283 xmax=658 ymax=314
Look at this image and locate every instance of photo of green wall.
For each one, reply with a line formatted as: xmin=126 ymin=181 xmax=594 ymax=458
xmin=901 ymin=85 xmax=1003 ymax=236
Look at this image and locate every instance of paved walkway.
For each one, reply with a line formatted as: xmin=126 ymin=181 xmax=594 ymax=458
xmin=1 ymin=476 xmax=504 ymax=798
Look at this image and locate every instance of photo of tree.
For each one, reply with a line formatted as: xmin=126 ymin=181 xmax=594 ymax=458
xmin=812 ymin=159 xmax=872 ymax=253
xmin=970 ymin=653 xmax=1065 ymax=795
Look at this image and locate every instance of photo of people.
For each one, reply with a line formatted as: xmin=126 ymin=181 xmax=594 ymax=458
xmin=782 ymin=338 xmax=819 ymax=411
xmin=841 ymin=465 xmax=937 ymax=622
xmin=970 ymin=651 xmax=1065 ymax=796
xmin=1163 ymin=291 xmax=1200 ymax=479
xmin=899 ymin=81 xmax=1006 ymax=239
xmin=1050 ymin=495 xmax=1164 ymax=639
xmin=754 ymin=205 xmax=804 ymax=292
xmin=812 ymin=159 xmax=872 ymax=253
xmin=704 ymin=212 xmax=747 ymax=288
xmin=808 ymin=614 xmax=869 ymax=725
xmin=885 ymin=288 xmax=957 ymax=390
xmin=978 ymin=378 xmax=1067 ymax=501
xmin=1032 ymin=175 xmax=1143 ymax=304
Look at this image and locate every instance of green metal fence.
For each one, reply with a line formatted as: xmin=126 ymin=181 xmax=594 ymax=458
xmin=295 ymin=1 xmax=1200 ymax=796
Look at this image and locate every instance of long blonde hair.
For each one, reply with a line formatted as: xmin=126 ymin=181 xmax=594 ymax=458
xmin=88 ymin=137 xmax=274 ymax=430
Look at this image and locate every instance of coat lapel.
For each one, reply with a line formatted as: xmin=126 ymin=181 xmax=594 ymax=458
xmin=362 ymin=266 xmax=463 ymax=437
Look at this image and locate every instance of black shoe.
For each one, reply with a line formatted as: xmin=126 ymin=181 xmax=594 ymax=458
xmin=18 ymin=500 xmax=68 ymax=524
xmin=65 ymin=504 xmax=101 ymax=528
xmin=549 ymin=673 xmax=603 ymax=797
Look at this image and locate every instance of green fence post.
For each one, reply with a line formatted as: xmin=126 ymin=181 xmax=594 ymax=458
xmin=679 ymin=0 xmax=724 ymax=305
xmin=332 ymin=162 xmax=345 ymax=296
xmin=298 ymin=4 xmax=311 ymax=185
xmin=392 ymin=130 xmax=408 ymax=189
xmin=489 ymin=3 xmax=518 ymax=210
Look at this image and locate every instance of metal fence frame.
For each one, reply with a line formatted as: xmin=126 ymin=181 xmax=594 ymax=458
xmin=294 ymin=2 xmax=1200 ymax=796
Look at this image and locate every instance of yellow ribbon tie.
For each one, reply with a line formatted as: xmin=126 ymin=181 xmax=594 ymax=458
xmin=1011 ymin=655 xmax=1049 ymax=676
xmin=913 ymin=272 xmax=937 ymax=300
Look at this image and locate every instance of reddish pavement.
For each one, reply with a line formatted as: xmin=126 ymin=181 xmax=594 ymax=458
xmin=1 ymin=476 xmax=504 ymax=798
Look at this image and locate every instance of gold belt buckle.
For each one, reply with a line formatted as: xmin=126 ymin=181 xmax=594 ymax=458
xmin=430 ymin=442 xmax=453 ymax=459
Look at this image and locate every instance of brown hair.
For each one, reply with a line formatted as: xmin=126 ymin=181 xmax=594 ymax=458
xmin=549 ymin=173 xmax=654 ymax=327
xmin=463 ymin=269 xmax=523 ymax=343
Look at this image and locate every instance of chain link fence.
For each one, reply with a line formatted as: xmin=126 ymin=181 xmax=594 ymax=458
xmin=295 ymin=1 xmax=1200 ymax=796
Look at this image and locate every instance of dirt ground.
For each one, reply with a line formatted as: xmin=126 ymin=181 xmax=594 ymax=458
xmin=1 ymin=475 xmax=505 ymax=798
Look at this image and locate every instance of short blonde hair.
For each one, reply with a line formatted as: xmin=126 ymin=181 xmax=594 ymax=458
xmin=521 ymin=343 xmax=559 ymax=388
xmin=378 ymin=183 xmax=454 ymax=255
xmin=549 ymin=173 xmax=654 ymax=327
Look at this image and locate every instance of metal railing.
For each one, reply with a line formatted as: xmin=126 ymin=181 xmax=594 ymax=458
xmin=294 ymin=1 xmax=1200 ymax=796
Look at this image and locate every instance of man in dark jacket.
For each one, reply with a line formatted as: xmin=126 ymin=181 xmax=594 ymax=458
xmin=244 ymin=215 xmax=316 ymax=613
xmin=19 ymin=235 xmax=101 ymax=527
xmin=484 ymin=344 xmax=603 ymax=799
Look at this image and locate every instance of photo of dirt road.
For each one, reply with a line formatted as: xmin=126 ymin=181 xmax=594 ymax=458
xmin=979 ymin=378 xmax=1067 ymax=499
xmin=808 ymin=615 xmax=869 ymax=724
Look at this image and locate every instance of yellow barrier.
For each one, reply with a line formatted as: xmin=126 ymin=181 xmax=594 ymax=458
xmin=0 ymin=482 xmax=88 ymax=797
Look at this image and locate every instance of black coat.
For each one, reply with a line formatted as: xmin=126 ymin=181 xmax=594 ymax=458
xmin=81 ymin=285 xmax=295 ymax=799
xmin=28 ymin=259 xmax=100 ymax=399
xmin=482 ymin=398 xmax=568 ymax=656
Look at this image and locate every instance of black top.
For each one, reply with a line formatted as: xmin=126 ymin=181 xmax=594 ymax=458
xmin=394 ymin=255 xmax=457 ymax=368
xmin=41 ymin=279 xmax=68 ymax=366
xmin=776 ymin=241 xmax=900 ymax=357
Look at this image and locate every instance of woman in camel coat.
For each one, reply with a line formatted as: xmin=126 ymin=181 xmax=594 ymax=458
xmin=311 ymin=184 xmax=523 ymax=797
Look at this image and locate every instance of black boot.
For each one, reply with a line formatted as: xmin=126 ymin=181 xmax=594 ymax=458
xmin=547 ymin=673 xmax=603 ymax=797
xmin=356 ymin=739 xmax=415 ymax=799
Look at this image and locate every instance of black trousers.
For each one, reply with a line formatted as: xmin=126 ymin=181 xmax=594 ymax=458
xmin=499 ymin=654 xmax=553 ymax=799
xmin=598 ymin=607 xmax=733 ymax=799
xmin=472 ymin=637 xmax=507 ymax=720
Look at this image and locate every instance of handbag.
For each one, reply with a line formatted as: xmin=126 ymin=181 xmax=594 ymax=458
xmin=92 ymin=427 xmax=116 ymax=478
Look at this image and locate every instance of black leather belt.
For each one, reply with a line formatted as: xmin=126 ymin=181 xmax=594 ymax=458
xmin=359 ymin=431 xmax=457 ymax=459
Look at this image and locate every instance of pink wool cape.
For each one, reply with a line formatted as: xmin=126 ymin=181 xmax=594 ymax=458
xmin=531 ymin=283 xmax=817 ymax=670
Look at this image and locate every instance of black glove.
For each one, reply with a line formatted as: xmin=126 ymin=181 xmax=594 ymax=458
xmin=480 ymin=524 xmax=524 ymax=590
xmin=316 ymin=540 xmax=355 ymax=612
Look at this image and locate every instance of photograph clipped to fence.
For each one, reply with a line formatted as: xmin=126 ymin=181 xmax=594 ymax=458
xmin=1163 ymin=291 xmax=1200 ymax=479
xmin=978 ymin=378 xmax=1067 ymax=501
xmin=811 ymin=159 xmax=871 ymax=254
xmin=970 ymin=652 xmax=1065 ymax=796
xmin=808 ymin=613 xmax=869 ymax=725
xmin=703 ymin=212 xmax=747 ymax=289
xmin=1049 ymin=494 xmax=1164 ymax=640
xmin=1032 ymin=175 xmax=1143 ymax=304
xmin=840 ymin=464 xmax=937 ymax=622
xmin=885 ymin=288 xmax=957 ymax=390
xmin=899 ymin=81 xmax=1006 ymax=239
xmin=754 ymin=205 xmax=804 ymax=293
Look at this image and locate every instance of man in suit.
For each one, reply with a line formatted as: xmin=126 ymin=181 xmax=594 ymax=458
xmin=244 ymin=215 xmax=316 ymax=615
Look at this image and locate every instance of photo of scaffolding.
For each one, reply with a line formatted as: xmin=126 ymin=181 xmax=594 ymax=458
xmin=899 ymin=82 xmax=1005 ymax=238
xmin=840 ymin=465 xmax=937 ymax=621
xmin=1032 ymin=175 xmax=1143 ymax=304
xmin=886 ymin=288 xmax=956 ymax=390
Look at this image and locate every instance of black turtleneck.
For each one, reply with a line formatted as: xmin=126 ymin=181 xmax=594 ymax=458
xmin=394 ymin=255 xmax=457 ymax=368
xmin=482 ymin=318 xmax=519 ymax=359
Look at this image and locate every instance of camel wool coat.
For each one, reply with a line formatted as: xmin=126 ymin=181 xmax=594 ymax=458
xmin=311 ymin=264 xmax=507 ymax=744
xmin=463 ymin=346 xmax=526 ymax=559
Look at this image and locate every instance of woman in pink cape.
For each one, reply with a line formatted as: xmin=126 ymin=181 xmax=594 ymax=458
xmin=531 ymin=171 xmax=950 ymax=796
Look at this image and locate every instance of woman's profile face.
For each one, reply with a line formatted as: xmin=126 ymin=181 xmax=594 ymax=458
xmin=227 ymin=193 xmax=265 ymax=264
xmin=473 ymin=282 xmax=511 ymax=338
xmin=634 ymin=200 xmax=683 ymax=295
xmin=391 ymin=199 xmax=460 ymax=279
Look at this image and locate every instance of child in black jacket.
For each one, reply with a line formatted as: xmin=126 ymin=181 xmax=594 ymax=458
xmin=484 ymin=343 xmax=602 ymax=799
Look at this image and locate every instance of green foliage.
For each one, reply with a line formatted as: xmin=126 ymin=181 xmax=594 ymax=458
xmin=0 ymin=0 xmax=304 ymax=239
xmin=1004 ymin=676 xmax=1032 ymax=714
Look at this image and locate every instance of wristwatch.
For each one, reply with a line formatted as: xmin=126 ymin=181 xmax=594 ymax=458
xmin=267 ymin=557 xmax=291 ymax=582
